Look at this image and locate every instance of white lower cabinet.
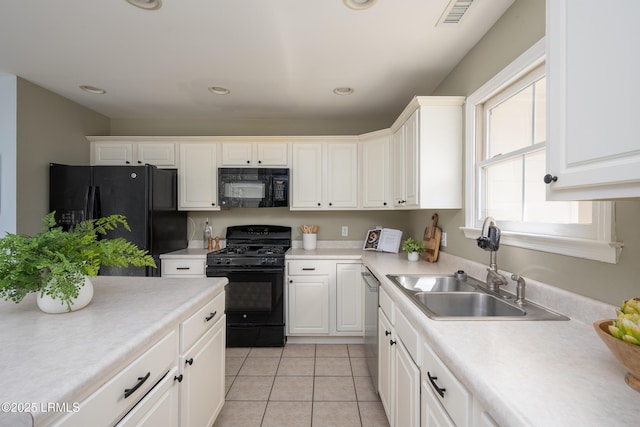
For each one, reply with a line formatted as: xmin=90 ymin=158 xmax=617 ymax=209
xmin=395 ymin=339 xmax=421 ymax=427
xmin=378 ymin=285 xmax=421 ymax=427
xmin=422 ymin=340 xmax=472 ymax=427
xmin=288 ymin=274 xmax=330 ymax=334
xmin=54 ymin=291 xmax=226 ymax=427
xmin=286 ymin=259 xmax=363 ymax=337
xmin=336 ymin=263 xmax=363 ymax=332
xmin=54 ymin=330 xmax=179 ymax=427
xmin=421 ymin=379 xmax=455 ymax=427
xmin=378 ymin=307 xmax=395 ymax=421
xmin=377 ymin=284 xmax=500 ymax=427
xmin=117 ymin=367 xmax=180 ymax=427
xmin=178 ymin=312 xmax=225 ymax=427
xmin=161 ymin=257 xmax=206 ymax=278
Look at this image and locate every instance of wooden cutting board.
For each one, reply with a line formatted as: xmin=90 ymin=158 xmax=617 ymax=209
xmin=422 ymin=214 xmax=441 ymax=263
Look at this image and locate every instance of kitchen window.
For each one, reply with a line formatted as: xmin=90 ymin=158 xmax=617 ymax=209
xmin=461 ymin=38 xmax=620 ymax=263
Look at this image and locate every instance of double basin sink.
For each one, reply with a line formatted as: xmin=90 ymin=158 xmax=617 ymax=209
xmin=386 ymin=273 xmax=568 ymax=321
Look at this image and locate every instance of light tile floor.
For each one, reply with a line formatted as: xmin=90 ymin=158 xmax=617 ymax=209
xmin=214 ymin=343 xmax=390 ymax=427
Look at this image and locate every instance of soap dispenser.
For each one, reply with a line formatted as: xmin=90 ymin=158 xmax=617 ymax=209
xmin=203 ymin=218 xmax=213 ymax=248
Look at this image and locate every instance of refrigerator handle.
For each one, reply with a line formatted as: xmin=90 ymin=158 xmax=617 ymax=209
xmin=86 ymin=186 xmax=96 ymax=221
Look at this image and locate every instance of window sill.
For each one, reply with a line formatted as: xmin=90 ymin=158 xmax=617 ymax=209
xmin=460 ymin=227 xmax=623 ymax=264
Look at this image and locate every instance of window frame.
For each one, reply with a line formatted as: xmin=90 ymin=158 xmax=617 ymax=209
xmin=461 ymin=38 xmax=622 ymax=264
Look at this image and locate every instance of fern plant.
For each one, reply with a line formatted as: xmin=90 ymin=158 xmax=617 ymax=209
xmin=0 ymin=212 xmax=156 ymax=311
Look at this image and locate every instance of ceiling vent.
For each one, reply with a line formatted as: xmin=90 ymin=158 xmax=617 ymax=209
xmin=438 ymin=0 xmax=474 ymax=25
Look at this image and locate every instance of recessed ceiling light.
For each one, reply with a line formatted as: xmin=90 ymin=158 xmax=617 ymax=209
xmin=343 ymin=0 xmax=377 ymax=10
xmin=79 ymin=85 xmax=107 ymax=95
xmin=333 ymin=87 xmax=354 ymax=96
xmin=125 ymin=0 xmax=162 ymax=10
xmin=208 ymin=86 xmax=230 ymax=95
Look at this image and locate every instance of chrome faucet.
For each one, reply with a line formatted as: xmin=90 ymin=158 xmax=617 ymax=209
xmin=477 ymin=217 xmax=508 ymax=292
xmin=511 ymin=274 xmax=526 ymax=306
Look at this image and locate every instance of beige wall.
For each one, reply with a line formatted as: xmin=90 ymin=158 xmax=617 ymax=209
xmin=16 ymin=78 xmax=110 ymax=235
xmin=188 ymin=209 xmax=411 ymax=245
xmin=411 ymin=0 xmax=640 ymax=305
xmin=111 ymin=117 xmax=393 ymax=137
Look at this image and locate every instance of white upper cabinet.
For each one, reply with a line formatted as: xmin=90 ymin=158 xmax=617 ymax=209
xmin=546 ymin=0 xmax=640 ymax=200
xmin=360 ymin=132 xmax=392 ymax=209
xmin=178 ymin=143 xmax=219 ymax=211
xmin=89 ymin=140 xmax=176 ymax=167
xmin=92 ymin=142 xmax=133 ymax=165
xmin=326 ymin=142 xmax=358 ymax=209
xmin=291 ymin=140 xmax=358 ymax=210
xmin=137 ymin=143 xmax=176 ymax=166
xmin=291 ymin=143 xmax=324 ymax=209
xmin=391 ymin=97 xmax=464 ymax=209
xmin=221 ymin=142 xmax=288 ymax=167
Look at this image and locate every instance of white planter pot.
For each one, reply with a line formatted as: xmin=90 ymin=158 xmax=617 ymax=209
xmin=407 ymin=252 xmax=420 ymax=261
xmin=37 ymin=276 xmax=94 ymax=314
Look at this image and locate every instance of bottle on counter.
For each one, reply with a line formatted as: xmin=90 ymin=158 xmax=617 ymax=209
xmin=203 ymin=218 xmax=213 ymax=248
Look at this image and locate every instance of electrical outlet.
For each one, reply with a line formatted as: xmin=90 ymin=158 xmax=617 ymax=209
xmin=341 ymin=226 xmax=349 ymax=237
xmin=441 ymin=232 xmax=447 ymax=247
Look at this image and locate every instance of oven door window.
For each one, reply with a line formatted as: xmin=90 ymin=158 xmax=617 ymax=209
xmin=227 ymin=280 xmax=272 ymax=311
xmin=223 ymin=271 xmax=283 ymax=313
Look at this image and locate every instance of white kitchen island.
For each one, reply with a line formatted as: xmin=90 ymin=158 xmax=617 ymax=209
xmin=0 ymin=276 xmax=226 ymax=427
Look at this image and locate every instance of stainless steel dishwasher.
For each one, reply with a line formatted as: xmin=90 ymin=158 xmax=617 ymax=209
xmin=362 ymin=266 xmax=380 ymax=392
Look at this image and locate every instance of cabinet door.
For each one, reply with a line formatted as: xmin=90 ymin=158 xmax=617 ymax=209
xmin=336 ymin=263 xmax=363 ymax=333
xmin=394 ymin=340 xmax=420 ymax=427
xmin=178 ymin=143 xmax=218 ymax=210
xmin=403 ymin=111 xmax=419 ymax=207
xmin=378 ymin=309 xmax=394 ymax=424
xmin=221 ymin=142 xmax=253 ymax=166
xmin=421 ymin=380 xmax=455 ymax=427
xmin=93 ymin=143 xmax=133 ymax=165
xmin=180 ymin=315 xmax=225 ymax=427
xmin=256 ymin=143 xmax=288 ymax=166
xmin=361 ymin=135 xmax=391 ymax=208
xmin=288 ymin=275 xmax=329 ymax=334
xmin=392 ymin=127 xmax=405 ymax=207
xmin=546 ymin=0 xmax=640 ymax=200
xmin=326 ymin=143 xmax=358 ymax=208
xmin=291 ymin=143 xmax=323 ymax=209
xmin=137 ymin=143 xmax=176 ymax=166
xmin=116 ymin=367 xmax=180 ymax=427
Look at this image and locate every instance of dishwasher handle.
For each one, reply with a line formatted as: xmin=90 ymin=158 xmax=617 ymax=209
xmin=362 ymin=269 xmax=380 ymax=291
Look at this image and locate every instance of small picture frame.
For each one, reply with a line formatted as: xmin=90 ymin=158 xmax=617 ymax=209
xmin=363 ymin=228 xmax=381 ymax=251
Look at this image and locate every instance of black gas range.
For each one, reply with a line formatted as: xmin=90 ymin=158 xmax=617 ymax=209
xmin=206 ymin=225 xmax=291 ymax=347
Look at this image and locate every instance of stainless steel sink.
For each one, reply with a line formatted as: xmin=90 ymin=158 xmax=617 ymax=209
xmin=413 ymin=292 xmax=526 ymax=318
xmin=386 ymin=273 xmax=569 ymax=321
xmin=386 ymin=274 xmax=480 ymax=292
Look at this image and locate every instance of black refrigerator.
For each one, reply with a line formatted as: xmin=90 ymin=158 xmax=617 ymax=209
xmin=49 ymin=163 xmax=188 ymax=277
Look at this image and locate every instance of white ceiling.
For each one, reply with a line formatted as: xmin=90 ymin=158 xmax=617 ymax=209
xmin=0 ymin=0 xmax=514 ymax=122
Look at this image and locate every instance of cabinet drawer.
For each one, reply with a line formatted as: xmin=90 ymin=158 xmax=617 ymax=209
xmin=161 ymin=259 xmax=205 ymax=277
xmin=287 ymin=260 xmax=333 ymax=275
xmin=395 ymin=308 xmax=420 ymax=364
xmin=57 ymin=330 xmax=178 ymax=427
xmin=422 ymin=341 xmax=471 ymax=427
xmin=180 ymin=292 xmax=225 ymax=353
xmin=379 ymin=285 xmax=395 ymax=324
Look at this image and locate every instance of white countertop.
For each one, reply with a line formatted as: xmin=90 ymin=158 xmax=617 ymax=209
xmin=0 ymin=276 xmax=226 ymax=427
xmin=359 ymin=251 xmax=638 ymax=426
xmin=286 ymin=247 xmax=363 ymax=259
xmin=159 ymin=248 xmax=210 ymax=259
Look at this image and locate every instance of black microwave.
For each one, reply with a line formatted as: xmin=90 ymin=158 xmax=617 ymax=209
xmin=218 ymin=168 xmax=289 ymax=208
